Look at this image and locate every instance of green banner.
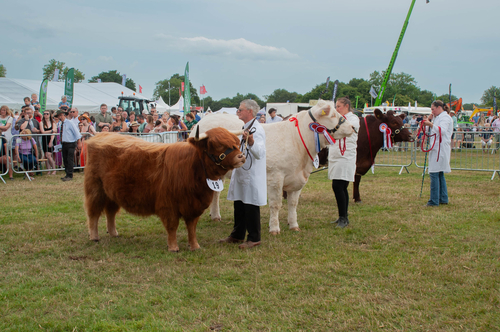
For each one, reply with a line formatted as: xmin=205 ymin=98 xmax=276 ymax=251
xmin=184 ymin=62 xmax=190 ymax=118
xmin=65 ymin=68 xmax=75 ymax=108
xmin=39 ymin=79 xmax=48 ymax=113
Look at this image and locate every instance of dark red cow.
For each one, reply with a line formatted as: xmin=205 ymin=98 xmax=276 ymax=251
xmin=353 ymin=109 xmax=413 ymax=202
xmin=84 ymin=128 xmax=245 ymax=252
xmin=319 ymin=109 xmax=413 ymax=202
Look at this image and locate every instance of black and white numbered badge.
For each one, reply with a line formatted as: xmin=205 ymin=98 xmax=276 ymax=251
xmin=206 ymin=178 xmax=224 ymax=192
xmin=313 ymin=155 xmax=320 ymax=169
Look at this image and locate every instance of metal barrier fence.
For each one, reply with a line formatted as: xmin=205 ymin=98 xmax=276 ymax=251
xmin=0 ymin=130 xmax=192 ymax=183
xmin=413 ymin=129 xmax=500 ymax=180
xmin=4 ymin=129 xmax=498 ymax=183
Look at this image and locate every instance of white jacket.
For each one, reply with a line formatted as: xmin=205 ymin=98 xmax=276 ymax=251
xmin=328 ymin=112 xmax=360 ymax=182
xmin=227 ymin=119 xmax=267 ymax=206
xmin=428 ymin=111 xmax=453 ymax=173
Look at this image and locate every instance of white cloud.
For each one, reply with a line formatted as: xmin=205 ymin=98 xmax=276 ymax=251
xmin=99 ymin=56 xmax=113 ymax=62
xmin=60 ymin=52 xmax=83 ymax=58
xmin=156 ymin=34 xmax=299 ymax=61
xmin=11 ymin=49 xmax=23 ymax=58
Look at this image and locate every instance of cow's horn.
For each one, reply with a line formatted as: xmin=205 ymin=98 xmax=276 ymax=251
xmin=195 ymin=126 xmax=200 ymax=140
xmin=194 ymin=126 xmax=208 ymax=141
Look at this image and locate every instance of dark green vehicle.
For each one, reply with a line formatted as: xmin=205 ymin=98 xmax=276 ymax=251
xmin=118 ymin=95 xmax=151 ymax=116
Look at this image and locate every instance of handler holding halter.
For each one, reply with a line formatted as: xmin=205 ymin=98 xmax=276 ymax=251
xmin=328 ymin=97 xmax=360 ymax=228
xmin=422 ymin=100 xmax=453 ymax=207
xmin=220 ymin=99 xmax=267 ymax=249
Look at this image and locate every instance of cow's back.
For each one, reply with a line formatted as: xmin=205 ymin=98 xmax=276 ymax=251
xmin=85 ymin=133 xmax=213 ymax=218
xmin=190 ymin=113 xmax=243 ymax=136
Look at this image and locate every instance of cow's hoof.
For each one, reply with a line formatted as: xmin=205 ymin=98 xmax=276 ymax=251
xmin=354 ymin=200 xmax=362 ymax=204
xmin=212 ymin=217 xmax=221 ymax=222
xmin=189 ymin=245 xmax=201 ymax=251
xmin=91 ymin=239 xmax=99 ymax=243
xmin=269 ymin=231 xmax=280 ymax=236
xmin=290 ymin=227 xmax=300 ymax=232
xmin=168 ymin=248 xmax=180 ymax=253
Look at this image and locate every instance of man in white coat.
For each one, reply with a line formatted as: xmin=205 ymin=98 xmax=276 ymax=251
xmin=220 ymin=99 xmax=267 ymax=249
xmin=422 ymin=100 xmax=453 ymax=207
xmin=328 ymin=97 xmax=360 ymax=228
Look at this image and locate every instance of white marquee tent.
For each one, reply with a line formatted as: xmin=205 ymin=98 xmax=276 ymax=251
xmin=0 ymin=78 xmax=150 ymax=114
xmin=153 ymin=96 xmax=170 ymax=114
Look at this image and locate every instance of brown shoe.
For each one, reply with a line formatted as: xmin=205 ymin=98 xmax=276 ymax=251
xmin=238 ymin=241 xmax=261 ymax=249
xmin=218 ymin=236 xmax=244 ymax=244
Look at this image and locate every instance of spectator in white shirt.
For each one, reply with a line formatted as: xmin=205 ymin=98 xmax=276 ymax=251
xmin=267 ymin=108 xmax=283 ymax=123
xmin=68 ymin=108 xmax=80 ymax=127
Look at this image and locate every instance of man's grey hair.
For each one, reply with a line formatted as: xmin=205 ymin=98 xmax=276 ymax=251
xmin=240 ymin=99 xmax=260 ymax=117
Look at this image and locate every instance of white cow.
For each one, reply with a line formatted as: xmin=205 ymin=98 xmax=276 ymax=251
xmin=191 ymin=100 xmax=354 ymax=234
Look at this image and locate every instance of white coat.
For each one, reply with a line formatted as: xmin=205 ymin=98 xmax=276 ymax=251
xmin=328 ymin=112 xmax=360 ymax=182
xmin=428 ymin=111 xmax=453 ymax=173
xmin=227 ymin=119 xmax=267 ymax=206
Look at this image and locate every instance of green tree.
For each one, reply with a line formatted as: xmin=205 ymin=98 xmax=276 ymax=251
xmin=62 ymin=67 xmax=85 ymax=83
xmin=42 ymin=59 xmax=85 ymax=82
xmin=416 ymin=90 xmax=434 ymax=107
xmin=480 ymin=86 xmax=500 ymax=107
xmin=201 ymin=96 xmax=214 ymax=111
xmin=89 ymin=70 xmax=136 ymax=91
xmin=368 ymin=71 xmax=420 ymax=105
xmin=436 ymin=94 xmax=458 ymax=104
xmin=264 ymin=89 xmax=301 ymax=103
xmin=152 ymin=73 xmax=199 ymax=107
xmin=0 ymin=62 xmax=6 ymax=77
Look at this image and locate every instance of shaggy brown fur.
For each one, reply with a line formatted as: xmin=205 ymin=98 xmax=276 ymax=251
xmin=84 ymin=129 xmax=244 ymax=252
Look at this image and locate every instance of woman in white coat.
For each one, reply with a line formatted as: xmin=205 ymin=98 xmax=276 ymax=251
xmin=422 ymin=100 xmax=453 ymax=206
xmin=328 ymin=97 xmax=360 ymax=228
xmin=220 ymin=99 xmax=267 ymax=249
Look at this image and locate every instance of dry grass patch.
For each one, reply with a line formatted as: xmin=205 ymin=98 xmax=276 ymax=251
xmin=0 ymin=167 xmax=499 ymax=331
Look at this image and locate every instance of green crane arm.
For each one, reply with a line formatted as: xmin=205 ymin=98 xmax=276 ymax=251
xmin=374 ymin=0 xmax=419 ymax=107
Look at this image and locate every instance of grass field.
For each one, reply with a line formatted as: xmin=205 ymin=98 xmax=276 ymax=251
xmin=1 ymin=166 xmax=499 ymax=331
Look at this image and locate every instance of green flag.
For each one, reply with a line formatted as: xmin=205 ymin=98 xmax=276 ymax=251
xmin=39 ymin=79 xmax=48 ymax=113
xmin=184 ymin=62 xmax=190 ymax=119
xmin=65 ymin=68 xmax=75 ymax=108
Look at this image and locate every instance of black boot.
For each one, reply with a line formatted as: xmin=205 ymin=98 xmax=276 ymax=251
xmin=336 ymin=216 xmax=349 ymax=228
xmin=330 ymin=218 xmax=340 ymax=224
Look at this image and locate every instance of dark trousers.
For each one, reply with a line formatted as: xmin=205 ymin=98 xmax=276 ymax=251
xmin=332 ymin=179 xmax=349 ymax=218
xmin=230 ymin=201 xmax=261 ymax=242
xmin=62 ymin=142 xmax=77 ymax=178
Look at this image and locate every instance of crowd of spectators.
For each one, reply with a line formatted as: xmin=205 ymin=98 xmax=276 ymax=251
xmin=0 ymin=96 xmax=204 ymax=180
xmin=2 ymin=96 xmax=499 ymax=180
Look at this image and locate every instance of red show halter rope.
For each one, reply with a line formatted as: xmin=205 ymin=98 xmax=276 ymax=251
xmin=417 ymin=121 xmax=442 ymax=162
xmin=336 ymin=114 xmax=349 ymax=156
xmin=289 ymin=116 xmax=315 ymax=161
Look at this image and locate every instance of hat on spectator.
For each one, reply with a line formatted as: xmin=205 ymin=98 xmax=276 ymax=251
xmin=450 ymin=111 xmax=455 ymax=114
xmin=171 ymin=111 xmax=182 ymax=117
xmin=79 ymin=114 xmax=91 ymax=122
xmin=129 ymin=121 xmax=140 ymax=127
xmin=55 ymin=110 xmax=68 ymax=117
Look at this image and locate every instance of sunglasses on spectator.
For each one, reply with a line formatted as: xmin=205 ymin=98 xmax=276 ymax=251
xmin=44 ymin=113 xmax=49 ymax=115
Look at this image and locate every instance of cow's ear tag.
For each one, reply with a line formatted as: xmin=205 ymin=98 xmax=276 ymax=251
xmin=207 ymin=178 xmax=224 ymax=192
xmin=313 ymin=155 xmax=320 ymax=169
xmin=321 ymin=110 xmax=326 ymax=115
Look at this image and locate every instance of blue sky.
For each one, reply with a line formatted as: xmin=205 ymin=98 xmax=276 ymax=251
xmin=2 ymin=0 xmax=499 ymax=104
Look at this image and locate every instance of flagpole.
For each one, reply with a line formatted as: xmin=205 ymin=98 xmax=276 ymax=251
xmin=374 ymin=0 xmax=429 ymax=106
